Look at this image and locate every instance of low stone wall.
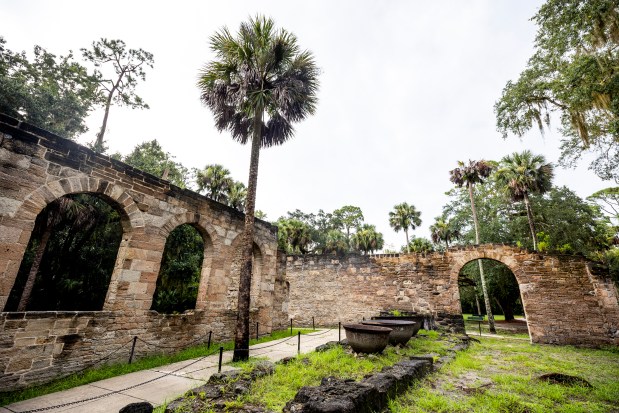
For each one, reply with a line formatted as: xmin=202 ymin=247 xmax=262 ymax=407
xmin=0 ymin=310 xmax=247 ymax=391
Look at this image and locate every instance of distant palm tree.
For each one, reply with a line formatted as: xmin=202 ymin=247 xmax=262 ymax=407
xmin=17 ymin=196 xmax=97 ymax=311
xmin=198 ymin=15 xmax=319 ymax=361
xmin=227 ymin=181 xmax=247 ymax=212
xmin=352 ymin=224 xmax=384 ymax=254
xmin=388 ymin=202 xmax=422 ymax=253
xmin=430 ymin=217 xmax=461 ymax=249
xmin=323 ymin=230 xmax=349 ymax=255
xmin=495 ymin=150 xmax=554 ymax=251
xmin=195 ymin=164 xmax=233 ymax=203
xmin=449 ymin=160 xmax=496 ymax=333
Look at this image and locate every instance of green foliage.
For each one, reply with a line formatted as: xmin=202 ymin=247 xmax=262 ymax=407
xmin=82 ymin=38 xmax=154 ymax=152
xmin=588 ymin=187 xmax=619 ymax=228
xmin=275 ymin=218 xmax=313 ymax=254
xmin=0 ymin=36 xmax=98 ymax=138
xmin=323 ymin=229 xmax=349 ymax=255
xmin=227 ymin=181 xmax=247 ymax=212
xmin=6 ymin=194 xmax=122 ymax=311
xmin=390 ymin=336 xmax=619 ymax=413
xmin=495 ymin=151 xmax=554 ymax=203
xmin=195 ymin=164 xmax=233 ymax=203
xmin=430 ymin=216 xmax=461 ymax=250
xmin=332 ymin=205 xmax=364 ymax=240
xmin=401 ymin=236 xmax=434 ymax=254
xmin=243 ymin=331 xmax=449 ymax=412
xmin=151 ymin=224 xmax=204 ymax=314
xmin=494 ymin=0 xmax=619 ymax=181
xmin=120 ymin=140 xmax=189 ymax=188
xmin=351 ymin=224 xmax=384 ymax=254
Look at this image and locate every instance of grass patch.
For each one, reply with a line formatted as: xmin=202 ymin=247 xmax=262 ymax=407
xmin=389 ymin=336 xmax=619 ymax=413
xmin=241 ymin=330 xmax=450 ymax=412
xmin=0 ymin=328 xmax=314 ymax=407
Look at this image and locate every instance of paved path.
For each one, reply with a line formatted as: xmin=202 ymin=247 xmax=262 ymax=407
xmin=465 ymin=330 xmax=531 ymax=341
xmin=2 ymin=329 xmax=339 ymax=413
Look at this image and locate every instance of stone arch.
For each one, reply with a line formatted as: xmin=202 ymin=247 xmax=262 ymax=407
xmin=156 ymin=213 xmax=221 ymax=311
xmin=449 ymin=247 xmax=531 ymax=338
xmin=223 ymin=234 xmax=266 ymax=312
xmin=0 ymin=177 xmax=144 ymax=310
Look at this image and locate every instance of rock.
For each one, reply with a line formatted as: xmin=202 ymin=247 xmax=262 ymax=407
xmin=207 ymin=369 xmax=241 ymax=384
xmin=315 ymin=341 xmax=340 ymax=352
xmin=186 ymin=384 xmax=223 ymax=399
xmin=119 ymin=402 xmax=153 ymax=413
xmin=537 ymin=373 xmax=593 ymax=387
xmin=250 ymin=361 xmax=275 ymax=379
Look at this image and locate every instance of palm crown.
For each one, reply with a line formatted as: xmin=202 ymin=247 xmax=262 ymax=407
xmin=495 ymin=150 xmax=554 ymax=202
xmin=198 ymin=16 xmax=319 ymax=148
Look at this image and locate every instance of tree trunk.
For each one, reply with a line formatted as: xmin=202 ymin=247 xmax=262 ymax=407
xmin=94 ymin=90 xmax=114 ymax=153
xmin=405 ymin=228 xmax=410 ymax=253
xmin=17 ymin=228 xmax=52 ymax=311
xmin=232 ymin=104 xmax=263 ymax=362
xmin=523 ymin=193 xmax=538 ymax=251
xmin=468 ymin=182 xmax=496 ymax=333
xmin=474 ymin=289 xmax=482 ymax=315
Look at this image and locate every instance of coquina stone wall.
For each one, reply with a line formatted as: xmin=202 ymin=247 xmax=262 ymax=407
xmin=283 ymin=246 xmax=619 ymax=346
xmin=0 ymin=114 xmax=281 ymax=390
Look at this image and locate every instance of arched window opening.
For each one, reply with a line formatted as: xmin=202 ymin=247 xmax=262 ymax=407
xmin=151 ymin=224 xmax=204 ymax=314
xmin=5 ymin=193 xmax=123 ymax=311
xmin=458 ymin=259 xmax=529 ymax=337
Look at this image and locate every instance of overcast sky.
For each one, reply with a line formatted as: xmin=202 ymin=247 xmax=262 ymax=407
xmin=2 ymin=0 xmax=607 ymax=251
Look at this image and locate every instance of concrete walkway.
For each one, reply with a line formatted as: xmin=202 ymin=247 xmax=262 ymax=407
xmin=2 ymin=329 xmax=340 ymax=413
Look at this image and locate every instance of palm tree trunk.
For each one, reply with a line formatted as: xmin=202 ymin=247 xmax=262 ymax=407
xmin=474 ymin=289 xmax=482 ymax=315
xmin=405 ymin=228 xmax=410 ymax=253
xmin=523 ymin=193 xmax=538 ymax=251
xmin=233 ymin=104 xmax=263 ymax=362
xmin=467 ymin=183 xmax=496 ymax=334
xmin=17 ymin=228 xmax=52 ymax=311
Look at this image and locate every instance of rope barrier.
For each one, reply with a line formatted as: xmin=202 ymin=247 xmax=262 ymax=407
xmin=4 ymin=327 xmax=336 ymax=412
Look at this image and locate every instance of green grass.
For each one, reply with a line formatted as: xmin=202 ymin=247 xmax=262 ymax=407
xmin=241 ymin=330 xmax=450 ymax=412
xmin=462 ymin=313 xmax=531 ymax=339
xmin=0 ymin=328 xmax=314 ymax=407
xmin=389 ymin=336 xmax=619 ymax=413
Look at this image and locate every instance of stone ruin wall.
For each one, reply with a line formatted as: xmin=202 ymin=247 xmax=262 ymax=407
xmin=283 ymin=246 xmax=619 ymax=346
xmin=0 ymin=115 xmax=283 ymax=390
xmin=1 ymin=114 xmax=619 ymax=391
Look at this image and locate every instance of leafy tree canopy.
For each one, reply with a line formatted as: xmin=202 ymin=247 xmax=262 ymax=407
xmin=0 ymin=36 xmax=97 ymax=138
xmin=495 ymin=0 xmax=619 ymax=181
xmin=118 ymin=140 xmax=189 ymax=188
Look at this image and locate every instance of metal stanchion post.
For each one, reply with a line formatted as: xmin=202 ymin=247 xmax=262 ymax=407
xmin=128 ymin=336 xmax=137 ymax=364
xmin=207 ymin=331 xmax=212 ymax=349
xmin=290 ymin=319 xmax=293 ymax=335
xmin=256 ymin=322 xmax=259 ymax=340
xmin=338 ymin=322 xmax=341 ymax=342
xmin=312 ymin=316 xmax=315 ymax=331
xmin=298 ymin=331 xmax=301 ymax=355
xmin=218 ymin=346 xmax=224 ymax=373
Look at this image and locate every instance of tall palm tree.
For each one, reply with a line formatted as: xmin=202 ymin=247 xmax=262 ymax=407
xmin=430 ymin=217 xmax=461 ymax=250
xmin=195 ymin=164 xmax=233 ymax=203
xmin=388 ymin=202 xmax=422 ymax=253
xmin=198 ymin=16 xmax=319 ymax=361
xmin=495 ymin=151 xmax=554 ymax=251
xmin=449 ymin=160 xmax=496 ymax=333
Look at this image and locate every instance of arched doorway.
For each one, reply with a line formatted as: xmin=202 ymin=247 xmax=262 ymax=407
xmin=5 ymin=193 xmax=124 ymax=311
xmin=458 ymin=258 xmax=529 ymax=337
xmin=151 ymin=224 xmax=206 ymax=313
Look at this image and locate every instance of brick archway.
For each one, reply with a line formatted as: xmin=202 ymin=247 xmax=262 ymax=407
xmin=0 ymin=177 xmax=144 ymax=310
xmin=157 ymin=213 xmax=223 ymax=311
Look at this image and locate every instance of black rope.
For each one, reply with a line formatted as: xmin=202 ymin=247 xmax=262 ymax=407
xmin=135 ymin=331 xmax=212 ymax=350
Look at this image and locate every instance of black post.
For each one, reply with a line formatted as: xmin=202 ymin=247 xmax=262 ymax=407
xmin=297 ymin=331 xmax=301 ymax=355
xmin=312 ymin=316 xmax=315 ymax=331
xmin=207 ymin=331 xmax=212 ymax=349
xmin=338 ymin=322 xmax=341 ymax=342
xmin=218 ymin=346 xmax=223 ymax=373
xmin=128 ymin=336 xmax=137 ymax=364
xmin=478 ymin=321 xmax=482 ymax=336
xmin=290 ymin=319 xmax=293 ymax=336
xmin=256 ymin=322 xmax=259 ymax=340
